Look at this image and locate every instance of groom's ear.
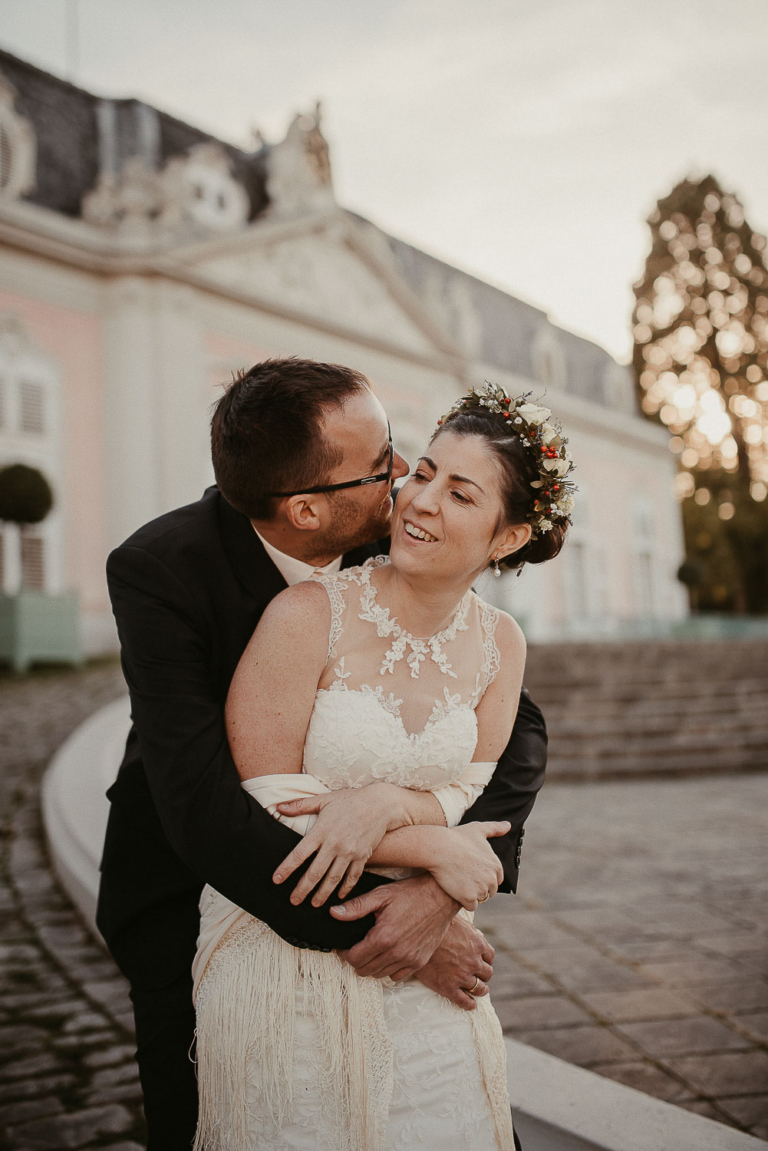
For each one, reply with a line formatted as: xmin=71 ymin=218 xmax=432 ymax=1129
xmin=285 ymin=495 xmax=322 ymax=533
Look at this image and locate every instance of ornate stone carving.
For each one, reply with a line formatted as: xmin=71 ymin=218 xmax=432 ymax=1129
xmin=0 ymin=71 xmax=36 ymax=202
xmin=82 ymin=143 xmax=249 ymax=236
xmin=160 ymin=143 xmax=250 ymax=232
xmin=264 ymin=103 xmax=335 ymax=218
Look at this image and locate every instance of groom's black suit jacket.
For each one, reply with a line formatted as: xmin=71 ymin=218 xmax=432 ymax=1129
xmin=97 ymin=486 xmax=547 ymax=990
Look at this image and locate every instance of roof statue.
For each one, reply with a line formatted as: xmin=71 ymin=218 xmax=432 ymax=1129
xmin=264 ymin=102 xmax=335 ymax=219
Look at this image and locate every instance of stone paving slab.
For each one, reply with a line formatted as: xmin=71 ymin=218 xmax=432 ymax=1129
xmin=2 ymin=664 xmax=768 ymax=1145
xmin=476 ymin=772 xmax=768 ymax=1141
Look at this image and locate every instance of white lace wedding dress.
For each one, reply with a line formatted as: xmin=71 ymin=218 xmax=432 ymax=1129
xmin=192 ymin=558 xmax=516 ymax=1150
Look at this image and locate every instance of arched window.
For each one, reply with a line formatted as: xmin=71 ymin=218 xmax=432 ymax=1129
xmin=0 ymin=71 xmax=35 ymax=202
xmin=0 ymin=314 xmax=62 ymax=594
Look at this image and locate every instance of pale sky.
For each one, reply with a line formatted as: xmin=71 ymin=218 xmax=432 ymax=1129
xmin=2 ymin=0 xmax=767 ymax=362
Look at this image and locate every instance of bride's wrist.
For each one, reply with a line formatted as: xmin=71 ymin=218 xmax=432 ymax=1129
xmin=371 ymin=781 xmax=412 ymax=831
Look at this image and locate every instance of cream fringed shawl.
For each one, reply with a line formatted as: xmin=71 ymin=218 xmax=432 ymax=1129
xmin=191 ymin=773 xmax=514 ymax=1151
xmin=193 ymin=773 xmax=395 ymax=1151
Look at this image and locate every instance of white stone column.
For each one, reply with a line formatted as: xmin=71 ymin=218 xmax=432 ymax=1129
xmin=101 ymin=276 xmax=161 ymax=550
xmin=153 ymin=281 xmax=211 ymax=513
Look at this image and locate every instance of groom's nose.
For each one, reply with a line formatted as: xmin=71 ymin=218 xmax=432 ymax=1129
xmin=391 ymin=450 xmax=409 ymax=481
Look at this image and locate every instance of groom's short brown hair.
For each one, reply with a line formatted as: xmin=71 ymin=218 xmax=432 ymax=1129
xmin=210 ymin=357 xmax=370 ymax=520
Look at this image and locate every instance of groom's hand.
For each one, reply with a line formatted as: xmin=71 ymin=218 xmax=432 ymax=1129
xmin=332 ymin=874 xmax=458 ymax=980
xmin=413 ymin=917 xmax=495 ymax=1010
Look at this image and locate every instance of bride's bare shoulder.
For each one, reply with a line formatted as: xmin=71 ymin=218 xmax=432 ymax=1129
xmin=259 ymin=579 xmax=332 ymax=637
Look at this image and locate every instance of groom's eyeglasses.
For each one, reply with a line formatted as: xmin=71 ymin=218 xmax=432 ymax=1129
xmin=268 ymin=427 xmax=394 ymax=498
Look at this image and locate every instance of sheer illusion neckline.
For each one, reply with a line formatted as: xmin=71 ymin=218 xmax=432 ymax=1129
xmin=358 ymin=561 xmax=472 ymax=680
xmin=317 ymin=675 xmax=479 ymax=742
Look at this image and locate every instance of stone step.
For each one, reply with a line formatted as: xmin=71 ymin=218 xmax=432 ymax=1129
xmin=527 ymin=638 xmax=768 ymax=660
xmin=546 ymin=705 xmax=768 ymax=730
xmin=523 ymin=639 xmax=768 ymax=780
xmin=548 ymin=724 xmax=768 ymax=755
xmin=528 ymin=678 xmax=768 ymax=703
xmin=548 ymin=712 xmax=768 ymax=739
xmin=527 ymin=651 xmax=768 ymax=681
xmin=544 ymin=693 xmax=768 ymax=717
xmin=547 ymin=745 xmax=767 ymax=780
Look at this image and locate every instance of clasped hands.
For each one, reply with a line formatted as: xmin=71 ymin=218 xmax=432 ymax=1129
xmin=272 ymin=782 xmax=507 ymax=1009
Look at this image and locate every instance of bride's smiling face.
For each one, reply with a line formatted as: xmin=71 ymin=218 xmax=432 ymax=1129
xmin=391 ymin=430 xmax=529 ymax=583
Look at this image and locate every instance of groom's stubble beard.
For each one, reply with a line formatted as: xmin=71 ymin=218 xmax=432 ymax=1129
xmin=310 ymin=487 xmax=393 ymax=562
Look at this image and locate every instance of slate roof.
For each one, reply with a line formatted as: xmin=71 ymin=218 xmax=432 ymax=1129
xmin=0 ymin=47 xmax=268 ymax=220
xmin=385 ymin=235 xmax=631 ymax=407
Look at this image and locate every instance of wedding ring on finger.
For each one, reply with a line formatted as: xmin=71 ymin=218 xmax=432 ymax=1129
xmin=467 ymin=977 xmax=482 ymax=995
xmin=478 ymin=892 xmax=491 ymax=903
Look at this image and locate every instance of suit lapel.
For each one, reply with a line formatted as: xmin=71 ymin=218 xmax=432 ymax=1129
xmin=216 ymin=491 xmax=287 ymax=610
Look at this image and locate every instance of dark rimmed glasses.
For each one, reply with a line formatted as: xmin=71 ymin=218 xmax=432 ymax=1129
xmin=267 ymin=425 xmax=394 ymax=498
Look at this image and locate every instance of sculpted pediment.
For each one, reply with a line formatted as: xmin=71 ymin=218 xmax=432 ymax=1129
xmin=190 ymin=225 xmax=441 ymax=356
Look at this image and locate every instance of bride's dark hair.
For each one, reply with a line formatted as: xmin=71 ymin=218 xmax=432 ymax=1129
xmin=431 ymin=410 xmax=568 ymax=571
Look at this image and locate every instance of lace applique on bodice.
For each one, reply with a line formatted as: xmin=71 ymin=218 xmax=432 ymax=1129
xmin=304 ymin=557 xmax=500 ymax=793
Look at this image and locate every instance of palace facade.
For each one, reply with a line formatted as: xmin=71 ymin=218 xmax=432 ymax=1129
xmin=0 ymin=48 xmax=686 ymax=653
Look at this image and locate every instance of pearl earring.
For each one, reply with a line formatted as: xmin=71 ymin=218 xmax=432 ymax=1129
xmin=492 ymin=558 xmax=501 ymax=578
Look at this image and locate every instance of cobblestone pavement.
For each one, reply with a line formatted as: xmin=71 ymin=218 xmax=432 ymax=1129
xmin=0 ymin=662 xmax=144 ymax=1150
xmin=1 ymin=664 xmax=767 ymax=1147
xmin=477 ymin=772 xmax=768 ymax=1141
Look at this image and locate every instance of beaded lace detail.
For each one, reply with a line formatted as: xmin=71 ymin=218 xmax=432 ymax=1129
xmin=302 ymin=558 xmax=501 ymax=792
xmin=357 ymin=560 xmax=471 ymax=680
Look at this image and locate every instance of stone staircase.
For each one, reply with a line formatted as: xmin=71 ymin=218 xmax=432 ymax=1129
xmin=524 ymin=638 xmax=768 ymax=780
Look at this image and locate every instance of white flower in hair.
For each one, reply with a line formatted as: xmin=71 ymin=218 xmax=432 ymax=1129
xmin=556 ymin=493 xmax=575 ymax=514
xmin=543 ymin=457 xmax=570 ymax=477
xmin=517 ymin=402 xmax=551 ymax=425
xmin=539 ymin=423 xmax=559 ymax=445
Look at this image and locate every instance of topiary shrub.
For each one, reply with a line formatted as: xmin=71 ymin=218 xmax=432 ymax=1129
xmin=0 ymin=463 xmax=54 ymax=526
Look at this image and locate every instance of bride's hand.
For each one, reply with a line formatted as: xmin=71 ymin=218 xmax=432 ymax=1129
xmin=428 ymin=822 xmax=509 ymax=911
xmin=273 ymin=783 xmax=408 ymax=906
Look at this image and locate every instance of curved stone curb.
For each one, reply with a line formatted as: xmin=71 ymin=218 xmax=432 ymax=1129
xmin=506 ymin=1038 xmax=768 ymax=1150
xmin=41 ymin=695 xmax=132 ymax=940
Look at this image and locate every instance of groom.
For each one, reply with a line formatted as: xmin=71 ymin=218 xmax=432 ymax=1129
xmin=98 ymin=358 xmax=546 ymax=1149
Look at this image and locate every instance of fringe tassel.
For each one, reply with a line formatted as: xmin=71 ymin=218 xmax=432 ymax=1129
xmin=470 ymin=996 xmax=517 ymax=1151
xmin=193 ymin=918 xmax=393 ymax=1151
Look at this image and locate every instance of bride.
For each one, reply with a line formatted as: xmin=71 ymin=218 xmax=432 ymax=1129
xmin=192 ymin=383 xmax=574 ymax=1150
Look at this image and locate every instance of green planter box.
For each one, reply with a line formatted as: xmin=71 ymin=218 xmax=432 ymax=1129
xmin=0 ymin=591 xmax=82 ymax=673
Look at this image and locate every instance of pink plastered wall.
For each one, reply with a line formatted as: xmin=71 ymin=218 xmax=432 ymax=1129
xmin=0 ymin=289 xmax=107 ymax=611
xmin=205 ymin=332 xmax=272 ymax=392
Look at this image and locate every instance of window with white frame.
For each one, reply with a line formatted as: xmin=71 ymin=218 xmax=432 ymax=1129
xmin=0 ymin=313 xmax=62 ymax=594
xmin=20 ymin=379 xmax=45 ymax=434
xmin=632 ymin=496 xmax=657 ymax=618
xmin=563 ymin=486 xmax=595 ymax=625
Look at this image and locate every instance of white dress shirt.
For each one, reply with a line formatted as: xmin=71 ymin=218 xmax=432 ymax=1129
xmin=254 ymin=529 xmax=343 ymax=586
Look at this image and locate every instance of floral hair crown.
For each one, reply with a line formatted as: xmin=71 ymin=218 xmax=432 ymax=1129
xmin=436 ymin=381 xmax=576 ymax=538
